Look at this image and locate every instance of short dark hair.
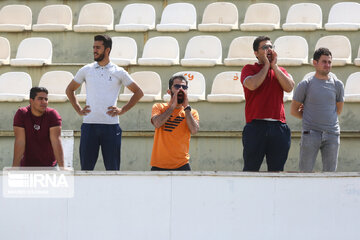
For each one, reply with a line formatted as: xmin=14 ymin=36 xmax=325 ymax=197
xmin=30 ymin=87 xmax=48 ymax=99
xmin=94 ymin=34 xmax=112 ymax=50
xmin=313 ymin=47 xmax=332 ymax=61
xmin=253 ymin=36 xmax=271 ymax=51
xmin=168 ymin=75 xmax=188 ymax=89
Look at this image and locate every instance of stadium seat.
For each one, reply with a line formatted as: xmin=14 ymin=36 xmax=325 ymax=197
xmin=10 ymin=37 xmax=52 ymax=66
xmin=138 ymin=36 xmax=179 ymax=66
xmin=282 ymin=3 xmax=322 ymax=31
xmin=156 ymin=3 xmax=196 ymax=32
xmin=0 ymin=5 xmax=32 ymax=32
xmin=38 ymin=71 xmax=74 ymax=102
xmin=0 ymin=37 xmax=10 ymax=65
xmin=74 ymin=3 xmax=113 ymax=32
xmin=110 ymin=37 xmax=137 ymax=66
xmin=76 ymin=83 xmax=86 ymax=102
xmin=119 ymin=71 xmax=161 ymax=102
xmin=224 ymin=36 xmax=257 ymax=66
xmin=207 ymin=71 xmax=244 ymax=102
xmin=115 ymin=3 xmax=155 ymax=32
xmin=314 ymin=35 xmax=351 ymax=66
xmin=354 ymin=45 xmax=360 ymax=66
xmin=344 ymin=72 xmax=360 ymax=102
xmin=181 ymin=35 xmax=222 ymax=67
xmin=240 ymin=3 xmax=280 ymax=31
xmin=0 ymin=72 xmax=32 ymax=102
xmin=325 ymin=2 xmax=360 ymax=31
xmin=32 ymin=5 xmax=72 ymax=32
xmin=163 ymin=71 xmax=206 ymax=102
xmin=274 ymin=36 xmax=308 ymax=66
xmin=198 ymin=2 xmax=238 ymax=32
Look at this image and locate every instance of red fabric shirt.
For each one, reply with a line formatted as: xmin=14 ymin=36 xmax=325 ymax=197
xmin=241 ymin=63 xmax=289 ymax=123
xmin=13 ymin=105 xmax=62 ymax=166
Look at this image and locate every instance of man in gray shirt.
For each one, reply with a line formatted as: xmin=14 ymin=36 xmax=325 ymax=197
xmin=291 ymin=48 xmax=344 ymax=172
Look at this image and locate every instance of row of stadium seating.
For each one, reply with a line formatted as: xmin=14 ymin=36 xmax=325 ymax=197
xmin=1 ymin=70 xmax=359 ymax=103
xmin=1 ymin=35 xmax=360 ymax=67
xmin=1 ymin=2 xmax=360 ymax=32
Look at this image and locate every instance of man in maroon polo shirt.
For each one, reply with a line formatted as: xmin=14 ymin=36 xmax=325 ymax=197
xmin=241 ymin=36 xmax=295 ymax=171
xmin=12 ymin=87 xmax=64 ymax=167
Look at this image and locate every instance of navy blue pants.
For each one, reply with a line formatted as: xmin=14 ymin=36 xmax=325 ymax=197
xmin=80 ymin=123 xmax=122 ymax=170
xmin=242 ymin=120 xmax=291 ymax=171
xmin=151 ymin=163 xmax=191 ymax=171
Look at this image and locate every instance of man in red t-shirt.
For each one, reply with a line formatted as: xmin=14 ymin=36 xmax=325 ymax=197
xmin=241 ymin=36 xmax=295 ymax=171
xmin=12 ymin=87 xmax=64 ymax=167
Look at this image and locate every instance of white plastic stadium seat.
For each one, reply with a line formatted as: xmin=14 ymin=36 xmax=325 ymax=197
xmin=115 ymin=3 xmax=155 ymax=32
xmin=344 ymin=72 xmax=360 ymax=102
xmin=325 ymin=2 xmax=360 ymax=31
xmin=224 ymin=36 xmax=257 ymax=66
xmin=156 ymin=3 xmax=196 ymax=32
xmin=163 ymin=71 xmax=206 ymax=102
xmin=181 ymin=35 xmax=222 ymax=67
xmin=282 ymin=3 xmax=322 ymax=31
xmin=314 ymin=35 xmax=351 ymax=66
xmin=119 ymin=71 xmax=161 ymax=102
xmin=32 ymin=5 xmax=73 ymax=32
xmin=0 ymin=37 xmax=10 ymax=65
xmin=10 ymin=37 xmax=53 ymax=66
xmin=198 ymin=2 xmax=238 ymax=32
xmin=0 ymin=72 xmax=32 ymax=102
xmin=354 ymin=45 xmax=360 ymax=66
xmin=240 ymin=3 xmax=280 ymax=31
xmin=38 ymin=71 xmax=74 ymax=102
xmin=138 ymin=36 xmax=179 ymax=66
xmin=274 ymin=36 xmax=308 ymax=66
xmin=0 ymin=5 xmax=32 ymax=32
xmin=207 ymin=71 xmax=244 ymax=102
xmin=110 ymin=37 xmax=137 ymax=66
xmin=74 ymin=3 xmax=113 ymax=32
xmin=76 ymin=83 xmax=86 ymax=102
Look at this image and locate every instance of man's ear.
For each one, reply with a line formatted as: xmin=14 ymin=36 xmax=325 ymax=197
xmin=312 ymin=59 xmax=317 ymax=66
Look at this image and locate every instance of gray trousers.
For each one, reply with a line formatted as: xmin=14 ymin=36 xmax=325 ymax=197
xmin=299 ymin=130 xmax=340 ymax=172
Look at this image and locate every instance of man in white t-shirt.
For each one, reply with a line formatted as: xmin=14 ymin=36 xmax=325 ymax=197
xmin=66 ymin=35 xmax=143 ymax=170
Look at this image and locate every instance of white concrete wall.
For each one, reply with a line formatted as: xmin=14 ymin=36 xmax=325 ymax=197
xmin=1 ymin=172 xmax=360 ymax=240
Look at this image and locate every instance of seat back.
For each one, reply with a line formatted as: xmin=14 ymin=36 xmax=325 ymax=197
xmin=0 ymin=72 xmax=32 ymax=94
xmin=243 ymin=3 xmax=280 ymax=24
xmin=15 ymin=37 xmax=53 ymax=60
xmin=227 ymin=36 xmax=256 ymax=58
xmin=159 ymin=3 xmax=196 ymax=27
xmin=38 ymin=71 xmax=74 ymax=94
xmin=274 ymin=36 xmax=308 ymax=59
xmin=345 ymin=72 xmax=360 ymax=95
xmin=0 ymin=37 xmax=10 ymax=62
xmin=37 ymin=5 xmax=72 ymax=25
xmin=173 ymin=71 xmax=205 ymax=95
xmin=119 ymin=3 xmax=155 ymax=26
xmin=315 ymin=35 xmax=351 ymax=59
xmin=124 ymin=71 xmax=161 ymax=95
xmin=211 ymin=71 xmax=243 ymax=95
xmin=201 ymin=2 xmax=238 ymax=26
xmin=110 ymin=37 xmax=137 ymax=60
xmin=285 ymin=3 xmax=322 ymax=25
xmin=0 ymin=5 xmax=32 ymax=25
xmin=141 ymin=36 xmax=179 ymax=59
xmin=328 ymin=2 xmax=360 ymax=24
xmin=183 ymin=35 xmax=222 ymax=59
xmin=77 ymin=3 xmax=113 ymax=25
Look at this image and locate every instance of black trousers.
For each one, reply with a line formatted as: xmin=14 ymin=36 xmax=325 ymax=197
xmin=242 ymin=120 xmax=291 ymax=171
xmin=151 ymin=163 xmax=191 ymax=171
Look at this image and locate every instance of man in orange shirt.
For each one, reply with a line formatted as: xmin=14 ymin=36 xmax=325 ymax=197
xmin=150 ymin=75 xmax=200 ymax=170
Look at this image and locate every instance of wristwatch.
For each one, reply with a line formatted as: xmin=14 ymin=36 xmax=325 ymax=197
xmin=184 ymin=105 xmax=192 ymax=112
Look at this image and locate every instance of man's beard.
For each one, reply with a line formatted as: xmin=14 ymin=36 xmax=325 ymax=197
xmin=171 ymin=91 xmax=184 ymax=104
xmin=94 ymin=52 xmax=105 ymax=62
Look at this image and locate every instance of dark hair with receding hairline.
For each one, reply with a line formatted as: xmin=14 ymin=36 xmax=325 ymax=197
xmin=253 ymin=36 xmax=271 ymax=51
xmin=313 ymin=47 xmax=332 ymax=61
xmin=168 ymin=75 xmax=188 ymax=89
xmin=94 ymin=34 xmax=112 ymax=51
xmin=30 ymin=87 xmax=48 ymax=99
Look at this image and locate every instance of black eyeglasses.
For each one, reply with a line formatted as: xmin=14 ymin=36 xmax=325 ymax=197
xmin=260 ymin=44 xmax=274 ymax=50
xmin=173 ymin=84 xmax=188 ymax=90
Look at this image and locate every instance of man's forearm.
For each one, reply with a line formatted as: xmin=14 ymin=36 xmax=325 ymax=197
xmin=13 ymin=140 xmax=25 ymax=167
xmin=66 ymin=88 xmax=82 ymax=114
xmin=121 ymin=89 xmax=143 ymax=113
xmin=152 ymin=106 xmax=175 ymax=128
xmin=243 ymin=64 xmax=270 ymax=90
xmin=51 ymin=137 xmax=64 ymax=167
xmin=273 ymin=65 xmax=295 ymax=92
xmin=185 ymin=111 xmax=199 ymax=134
